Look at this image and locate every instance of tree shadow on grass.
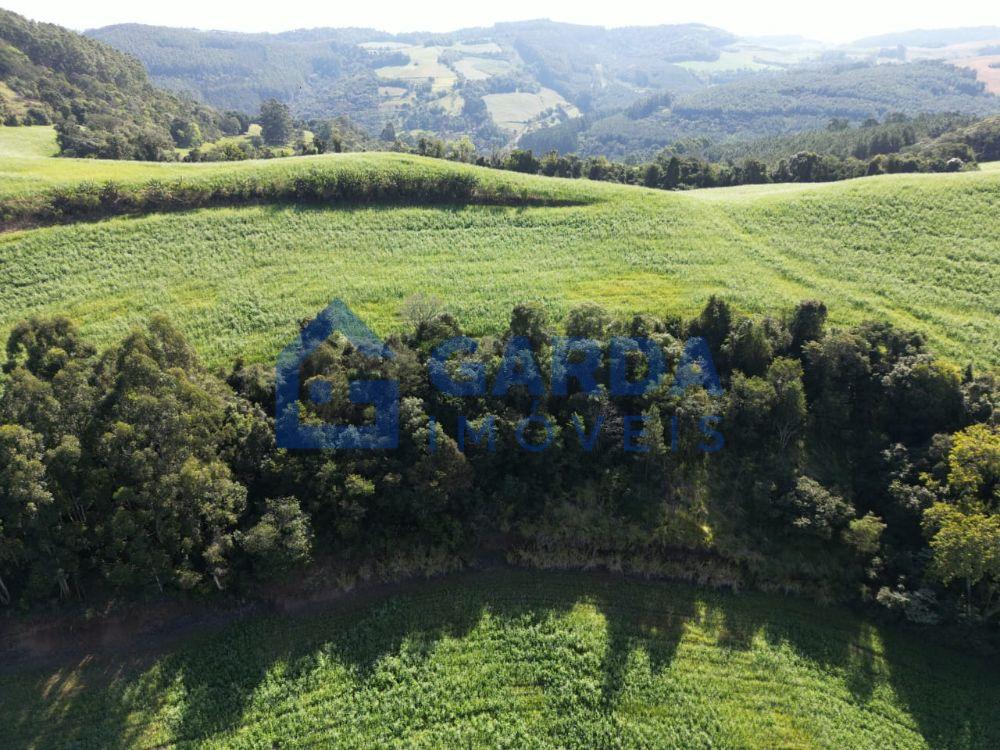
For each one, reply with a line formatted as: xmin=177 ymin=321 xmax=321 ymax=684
xmin=7 ymin=569 xmax=1000 ymax=748
xmin=879 ymin=627 xmax=1000 ymax=750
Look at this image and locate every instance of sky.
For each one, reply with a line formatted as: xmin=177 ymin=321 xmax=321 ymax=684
xmin=2 ymin=0 xmax=997 ymax=44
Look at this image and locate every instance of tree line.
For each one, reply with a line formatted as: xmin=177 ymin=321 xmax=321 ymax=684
xmin=0 ymin=299 xmax=997 ymax=642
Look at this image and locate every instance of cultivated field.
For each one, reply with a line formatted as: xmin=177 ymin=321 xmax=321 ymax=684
xmin=3 ymin=570 xmax=997 ymax=749
xmin=1 ymin=127 xmax=997 ymax=369
xmin=482 ymin=88 xmax=579 ymax=134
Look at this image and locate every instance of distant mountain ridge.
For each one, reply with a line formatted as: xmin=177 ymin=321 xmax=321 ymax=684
xmin=851 ymin=26 xmax=1000 ymax=49
xmin=84 ymin=19 xmax=1000 ymax=156
xmin=85 ymin=20 xmax=736 ymax=149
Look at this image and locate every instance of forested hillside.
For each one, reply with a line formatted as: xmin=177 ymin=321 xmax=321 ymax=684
xmin=523 ymin=61 xmax=1000 ymax=158
xmin=84 ymin=21 xmax=735 ymax=149
xmin=87 ymin=19 xmax=1000 ymax=157
xmin=0 ymin=9 xmax=223 ymax=159
xmin=851 ymin=26 xmax=1000 ymax=48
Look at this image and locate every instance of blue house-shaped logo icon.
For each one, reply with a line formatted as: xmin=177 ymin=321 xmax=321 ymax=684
xmin=275 ymin=300 xmax=399 ymax=450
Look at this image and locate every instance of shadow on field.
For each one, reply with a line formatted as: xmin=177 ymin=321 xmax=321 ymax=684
xmin=7 ymin=568 xmax=1000 ymax=748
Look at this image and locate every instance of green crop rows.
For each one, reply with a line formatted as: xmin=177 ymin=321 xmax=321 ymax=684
xmin=1 ymin=136 xmax=997 ymax=368
xmin=3 ymin=571 xmax=997 ymax=749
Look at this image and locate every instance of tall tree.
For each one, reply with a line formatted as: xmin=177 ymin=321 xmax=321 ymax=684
xmin=259 ymin=98 xmax=293 ymax=146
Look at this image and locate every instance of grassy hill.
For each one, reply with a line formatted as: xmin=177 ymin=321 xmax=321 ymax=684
xmin=1 ymin=126 xmax=997 ymax=369
xmin=3 ymin=570 xmax=998 ymax=749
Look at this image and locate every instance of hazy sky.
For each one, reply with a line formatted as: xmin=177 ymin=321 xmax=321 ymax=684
xmin=3 ymin=0 xmax=998 ymax=43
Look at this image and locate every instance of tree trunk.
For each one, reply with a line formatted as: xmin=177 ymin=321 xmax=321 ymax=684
xmin=0 ymin=573 xmax=10 ymax=606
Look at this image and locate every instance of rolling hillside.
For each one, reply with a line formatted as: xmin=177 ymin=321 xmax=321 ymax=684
xmin=86 ymin=21 xmax=1000 ymax=154
xmin=523 ymin=61 xmax=1000 ymax=159
xmin=1 ymin=126 xmax=997 ymax=368
xmin=1 ymin=66 xmax=999 ymax=750
xmin=84 ymin=21 xmax=731 ymax=147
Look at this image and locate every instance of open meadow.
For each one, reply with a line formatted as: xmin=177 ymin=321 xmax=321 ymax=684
xmin=1 ymin=127 xmax=997 ymax=369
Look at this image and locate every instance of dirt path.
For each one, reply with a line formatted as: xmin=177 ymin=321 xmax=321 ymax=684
xmin=0 ymin=557 xmax=514 ymax=677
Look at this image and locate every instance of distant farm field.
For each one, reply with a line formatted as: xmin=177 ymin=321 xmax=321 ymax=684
xmin=4 ymin=570 xmax=998 ymax=749
xmin=955 ymin=55 xmax=1000 ymax=94
xmin=0 ymin=127 xmax=998 ymax=369
xmin=482 ymin=88 xmax=579 ymax=133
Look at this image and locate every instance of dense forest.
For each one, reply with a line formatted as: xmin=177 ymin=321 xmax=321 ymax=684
xmin=523 ymin=62 xmax=1000 ymax=159
xmin=5 ymin=11 xmax=999 ymax=165
xmin=0 ymin=300 xmax=997 ymax=645
xmin=0 ymin=9 xmax=227 ymax=159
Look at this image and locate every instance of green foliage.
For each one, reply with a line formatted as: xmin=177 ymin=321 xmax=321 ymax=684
xmin=844 ymin=513 xmax=887 ymax=556
xmin=0 ymin=295 xmax=994 ymax=625
xmin=0 ymin=9 xmax=223 ymax=159
xmin=240 ymin=496 xmax=313 ymax=580
xmin=924 ymin=503 xmax=1000 ymax=588
xmin=528 ymin=63 xmax=1000 ymax=160
xmin=778 ymin=476 xmax=855 ymax=540
xmin=258 ymin=98 xmax=293 ymax=146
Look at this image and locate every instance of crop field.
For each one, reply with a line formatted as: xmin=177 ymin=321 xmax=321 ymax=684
xmin=0 ymin=124 xmax=59 ymax=158
xmin=955 ymin=55 xmax=1000 ymax=94
xmin=482 ymin=88 xmax=580 ymax=133
xmin=375 ymin=46 xmax=459 ymax=90
xmin=453 ymin=56 xmax=514 ymax=80
xmin=2 ymin=570 xmax=997 ymax=749
xmin=1 ymin=128 xmax=997 ymax=368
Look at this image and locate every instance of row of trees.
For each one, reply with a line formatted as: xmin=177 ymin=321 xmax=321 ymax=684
xmin=0 ymin=300 xmax=996 ymax=637
xmin=396 ymin=139 xmax=974 ymax=192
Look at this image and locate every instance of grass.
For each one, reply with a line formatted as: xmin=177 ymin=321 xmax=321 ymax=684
xmin=0 ymin=124 xmax=59 ymax=158
xmin=2 ymin=570 xmax=997 ymax=749
xmin=0 ymin=126 xmax=997 ymax=369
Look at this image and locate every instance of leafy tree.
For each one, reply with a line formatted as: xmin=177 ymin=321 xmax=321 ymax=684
xmin=945 ymin=424 xmax=1000 ymax=505
xmin=504 ymin=149 xmax=541 ymax=174
xmin=843 ymin=513 xmax=886 ymax=555
xmin=690 ymin=296 xmax=732 ymax=352
xmin=240 ymin=497 xmax=313 ymax=580
xmin=923 ymin=503 xmax=1000 ymax=618
xmin=722 ymin=318 xmax=773 ymax=377
xmin=91 ymin=317 xmax=248 ymax=593
xmin=0 ymin=425 xmax=52 ymax=605
xmin=259 ymin=98 xmax=293 ymax=146
xmin=664 ymin=156 xmax=681 ymax=188
xmin=508 ymin=302 xmax=550 ymax=349
xmin=778 ymin=476 xmax=854 ymax=540
xmin=564 ymin=302 xmax=610 ymax=339
xmin=788 ymin=300 xmax=827 ymax=354
xmin=170 ymin=118 xmax=203 ymax=148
